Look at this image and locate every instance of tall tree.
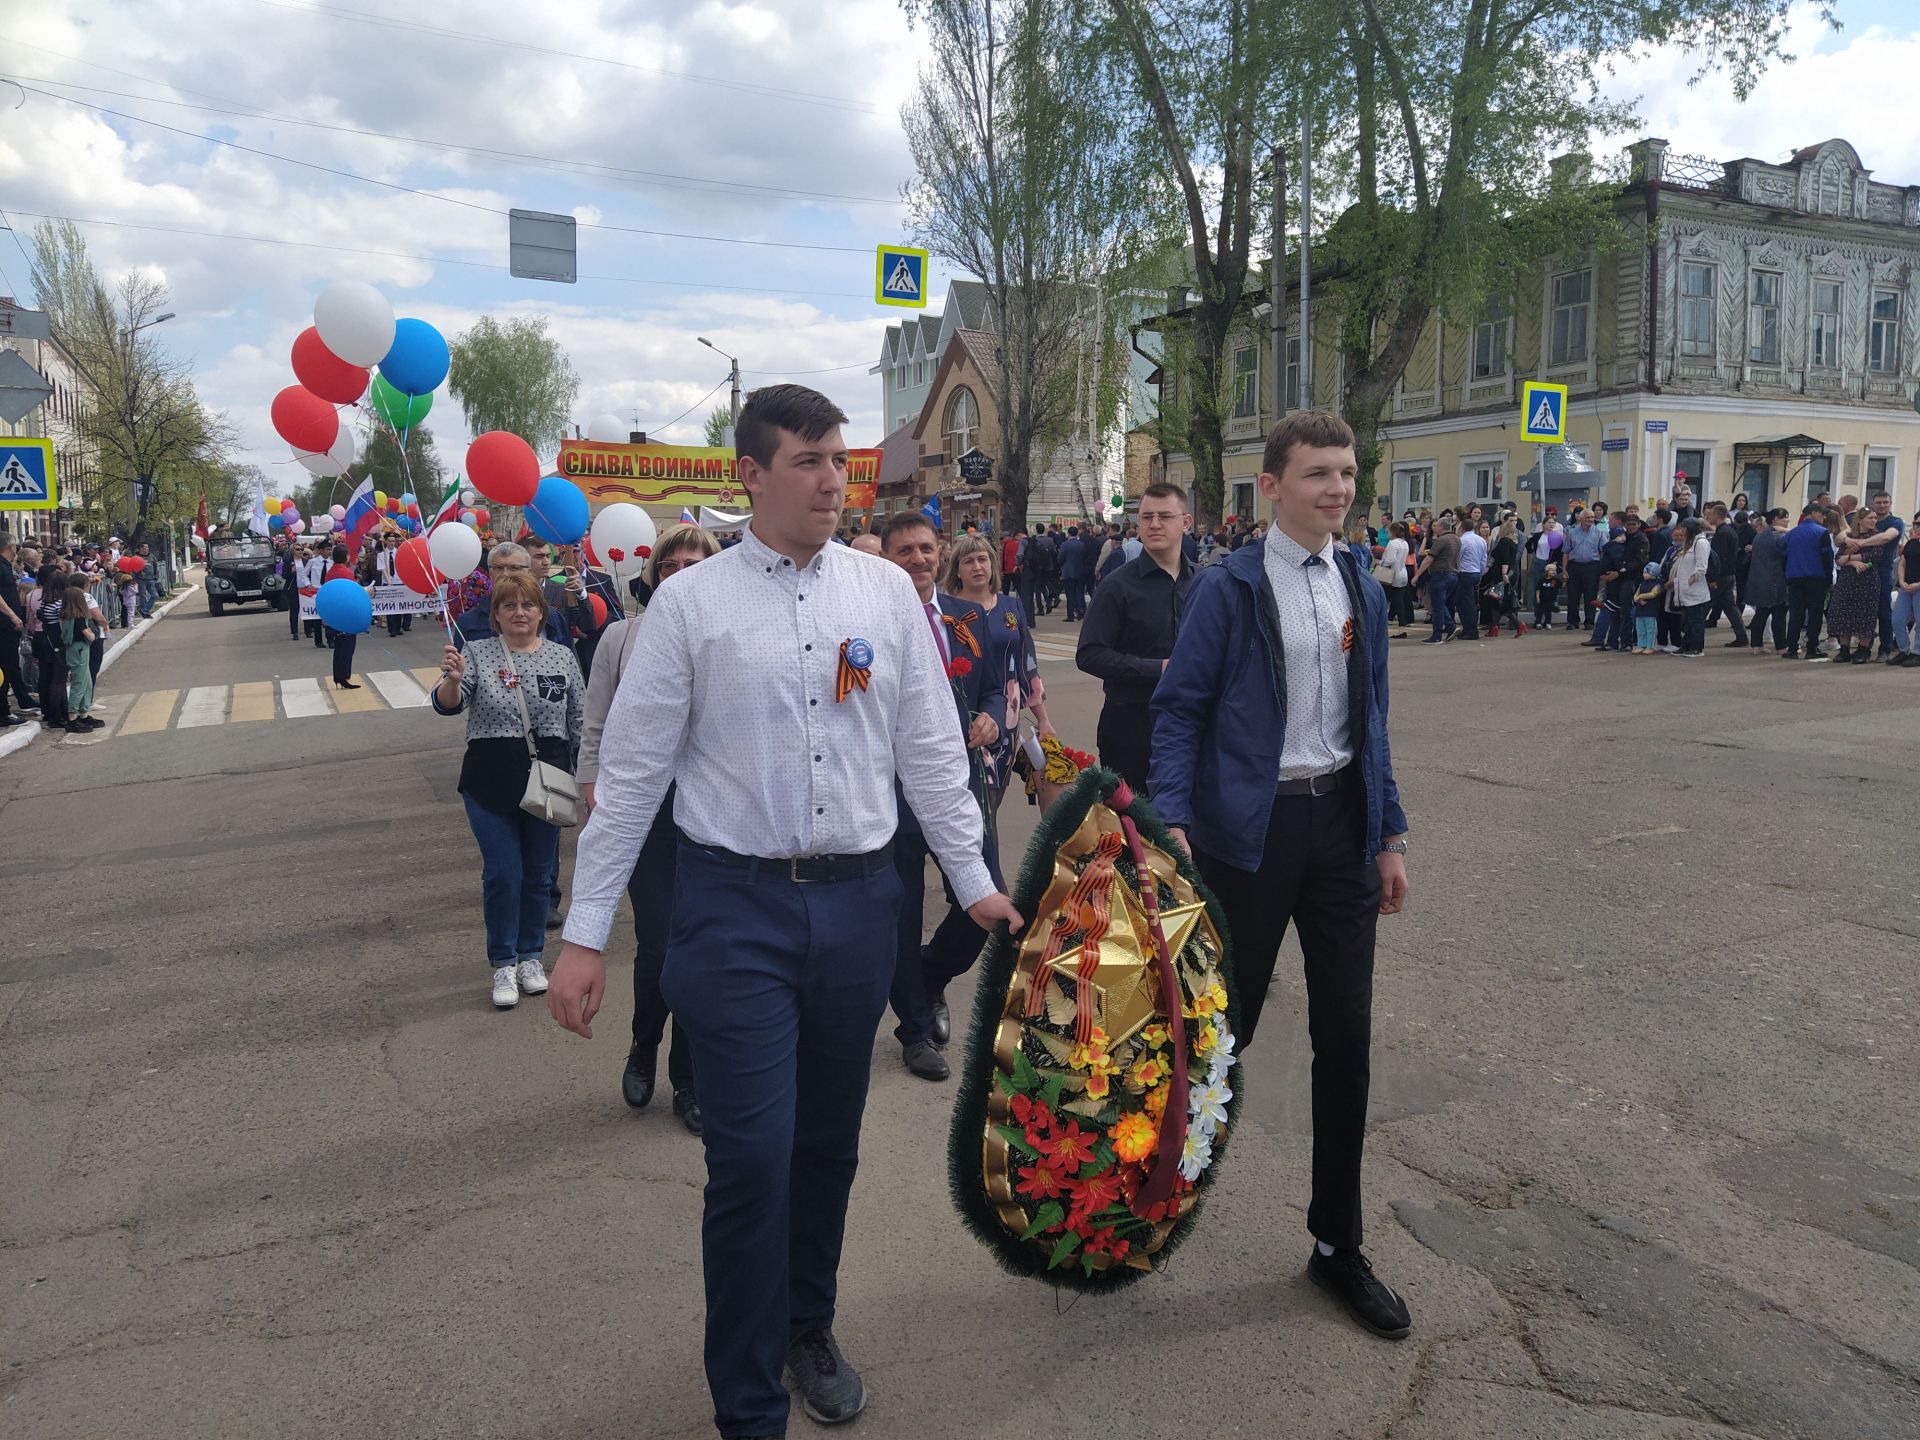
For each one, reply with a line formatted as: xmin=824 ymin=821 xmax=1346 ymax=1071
xmin=28 ymin=220 xmax=235 ymax=545
xmin=1101 ymin=0 xmax=1309 ymax=522
xmin=703 ymin=404 xmax=731 ymax=448
xmin=901 ymin=0 xmax=1134 ymax=526
xmin=362 ymin=423 xmax=445 ymax=513
xmin=1322 ymin=0 xmax=1829 ymax=496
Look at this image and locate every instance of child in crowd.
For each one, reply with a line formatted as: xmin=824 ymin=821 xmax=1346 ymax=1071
xmin=61 ymin=581 xmax=101 ymax=730
xmin=1633 ymin=562 xmax=1663 ymax=654
xmin=120 ymin=568 xmax=139 ymax=628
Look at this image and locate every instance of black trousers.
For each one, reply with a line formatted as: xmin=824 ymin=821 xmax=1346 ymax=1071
xmin=1384 ymin=583 xmax=1415 ymax=628
xmin=1750 ymin=603 xmax=1786 ymax=649
xmin=1064 ymin=578 xmax=1086 ymax=620
xmin=331 ymin=631 xmax=356 ymax=684
xmin=1096 ymin=700 xmax=1152 ymax=794
xmin=1197 ymin=776 xmax=1381 ymax=1249
xmin=626 ymin=794 xmax=692 ymax=1093
xmin=1877 ymin=581 xmax=1896 ymax=656
xmin=1566 ymin=560 xmax=1602 ymax=626
xmin=889 ymin=807 xmax=1002 ymax=1048
xmin=1784 ymin=577 xmax=1830 ymax=656
xmin=0 ymin=622 xmax=32 ymax=710
xmin=30 ymin=633 xmax=68 ymax=725
xmin=1705 ymin=582 xmax=1747 ymax=642
xmin=287 ymin=589 xmax=301 ymax=636
xmin=1455 ymin=575 xmax=1481 ymax=638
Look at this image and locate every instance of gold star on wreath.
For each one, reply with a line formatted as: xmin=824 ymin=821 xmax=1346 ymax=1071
xmin=1034 ymin=888 xmax=1211 ymax=1048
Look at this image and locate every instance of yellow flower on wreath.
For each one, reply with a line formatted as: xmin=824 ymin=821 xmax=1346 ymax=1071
xmin=1184 ymin=980 xmax=1229 ymax=1020
xmin=1127 ymin=1051 xmax=1169 ymax=1091
xmin=1143 ymin=1085 xmax=1169 ymax=1120
xmin=1195 ymin=1020 xmax=1219 ymax=1058
xmin=1109 ymin=1111 xmax=1157 ymax=1164
xmin=1141 ymin=1022 xmax=1171 ymax=1049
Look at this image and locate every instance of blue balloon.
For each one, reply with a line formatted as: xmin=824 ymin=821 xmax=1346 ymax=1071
xmin=315 ymin=576 xmax=373 ymax=633
xmin=377 ymin=318 xmax=450 ymax=397
xmin=268 ymin=512 xmax=284 ymax=529
xmin=526 ymin=473 xmax=590 ymax=544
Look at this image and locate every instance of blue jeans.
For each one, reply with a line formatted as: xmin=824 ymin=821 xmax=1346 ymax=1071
xmin=1427 ymin=571 xmax=1457 ymax=639
xmin=1592 ymin=603 xmax=1612 ymax=648
xmin=1635 ymin=616 xmax=1657 ymax=649
xmin=660 ymin=844 xmax=902 ymax=1439
xmin=1893 ymin=588 xmax=1920 ymax=653
xmin=462 ymin=795 xmax=560 ymax=966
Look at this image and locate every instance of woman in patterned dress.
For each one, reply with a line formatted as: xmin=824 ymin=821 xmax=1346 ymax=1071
xmin=941 ymin=533 xmax=1056 ymax=814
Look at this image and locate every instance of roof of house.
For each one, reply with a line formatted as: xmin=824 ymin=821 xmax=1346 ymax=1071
xmin=876 ymin=418 xmax=919 ymax=488
xmin=913 ymin=327 xmax=1000 ymax=443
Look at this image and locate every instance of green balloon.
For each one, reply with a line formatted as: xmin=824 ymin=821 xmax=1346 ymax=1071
xmin=1110 ymin=494 xmax=1125 ymax=508
xmin=370 ymin=374 xmax=432 ymax=431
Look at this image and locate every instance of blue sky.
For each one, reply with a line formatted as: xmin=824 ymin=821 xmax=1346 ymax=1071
xmin=0 ymin=0 xmax=1913 ymax=483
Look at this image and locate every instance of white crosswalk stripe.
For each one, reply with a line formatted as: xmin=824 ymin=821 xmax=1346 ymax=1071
xmin=278 ymin=677 xmax=332 ymax=719
xmin=177 ymin=685 xmax=228 ymax=728
xmin=48 ymin=670 xmax=450 ymax=744
xmin=366 ymin=669 xmax=430 ymax=709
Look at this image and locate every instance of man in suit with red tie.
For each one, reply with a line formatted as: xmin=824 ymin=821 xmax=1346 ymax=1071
xmin=881 ymin=511 xmax=1005 ymax=1081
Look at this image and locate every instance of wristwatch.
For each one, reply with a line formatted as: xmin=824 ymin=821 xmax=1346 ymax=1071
xmin=1379 ymin=839 xmax=1409 ymax=856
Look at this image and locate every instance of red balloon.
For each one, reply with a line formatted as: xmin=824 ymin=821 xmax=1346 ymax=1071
xmin=290 ymin=326 xmax=369 ymax=406
xmin=395 ymin=536 xmax=443 ymax=595
xmin=406 ymin=503 xmax=421 ymax=520
xmin=587 ymin=593 xmax=608 ymax=628
xmin=270 ymin=385 xmax=340 ymax=455
xmin=582 ymin=536 xmax=600 ymax=568
xmin=466 ymin=431 xmax=540 ymax=506
xmin=472 ymin=506 xmax=491 ymax=529
xmin=116 ymin=555 xmax=144 ymax=574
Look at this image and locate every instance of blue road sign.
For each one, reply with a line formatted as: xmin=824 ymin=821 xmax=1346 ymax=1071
xmin=1644 ymin=419 xmax=1668 ymax=433
xmin=1519 ymin=381 xmax=1567 ymax=443
xmin=1601 ymin=437 xmax=1630 ymax=452
xmin=0 ymin=437 xmax=55 ymax=511
xmin=876 ymin=244 xmax=929 ymax=308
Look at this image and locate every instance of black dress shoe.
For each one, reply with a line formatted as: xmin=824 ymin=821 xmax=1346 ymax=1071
xmin=1308 ymin=1246 xmax=1412 ymax=1338
xmin=785 ymin=1327 xmax=866 ymax=1425
xmin=902 ymin=1040 xmax=950 ymax=1081
xmin=672 ymin=1087 xmax=703 ymax=1136
xmin=929 ymin=992 xmax=951 ymax=1045
xmin=621 ymin=1046 xmax=656 ymax=1110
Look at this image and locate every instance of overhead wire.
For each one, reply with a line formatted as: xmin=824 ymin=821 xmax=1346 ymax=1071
xmin=0 ymin=210 xmax=872 ymax=301
xmin=648 ymin=375 xmax=732 ymax=437
xmin=239 ymin=0 xmax=878 ymax=114
xmin=0 ymin=60 xmax=903 ymax=207
xmin=11 ymin=84 xmax=875 ymax=254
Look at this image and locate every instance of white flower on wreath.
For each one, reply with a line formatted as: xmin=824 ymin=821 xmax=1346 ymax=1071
xmin=1189 ymin=1077 xmax=1232 ymax=1134
xmin=1178 ymin=1125 xmax=1214 ymax=1182
xmin=1206 ymin=1028 xmax=1236 ymax=1080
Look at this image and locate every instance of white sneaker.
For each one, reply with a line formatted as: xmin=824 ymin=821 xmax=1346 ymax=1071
xmin=516 ymin=958 xmax=549 ymax=995
xmin=491 ymin=966 xmax=520 ymax=1009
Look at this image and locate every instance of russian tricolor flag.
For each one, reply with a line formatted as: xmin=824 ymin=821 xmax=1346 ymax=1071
xmin=342 ymin=477 xmax=382 ymax=553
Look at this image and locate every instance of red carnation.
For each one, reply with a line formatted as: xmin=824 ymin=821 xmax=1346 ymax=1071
xmin=636 ymin=544 xmax=652 ymax=558
xmin=608 ymin=547 xmax=626 ymax=562
xmin=946 ymin=656 xmax=973 ymax=681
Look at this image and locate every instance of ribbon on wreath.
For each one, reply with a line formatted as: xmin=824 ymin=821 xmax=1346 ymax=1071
xmin=1022 ymin=831 xmax=1125 ymax=1045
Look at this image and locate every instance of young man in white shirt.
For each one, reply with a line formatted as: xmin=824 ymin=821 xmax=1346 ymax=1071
xmin=1151 ymin=410 xmax=1413 ymax=1342
xmin=545 ymin=385 xmax=1020 ymax=1440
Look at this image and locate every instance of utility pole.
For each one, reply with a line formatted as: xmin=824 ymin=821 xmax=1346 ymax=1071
xmin=697 ymin=336 xmax=742 ymax=431
xmin=1271 ymin=144 xmax=1287 ymax=422
xmin=1299 ymin=106 xmax=1314 ymax=412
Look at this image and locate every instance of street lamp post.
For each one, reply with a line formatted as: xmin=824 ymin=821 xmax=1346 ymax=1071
xmin=697 ymin=337 xmax=741 ymax=431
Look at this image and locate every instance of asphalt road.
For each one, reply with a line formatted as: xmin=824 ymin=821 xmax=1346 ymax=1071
xmin=2 ymin=587 xmax=1916 ymax=1440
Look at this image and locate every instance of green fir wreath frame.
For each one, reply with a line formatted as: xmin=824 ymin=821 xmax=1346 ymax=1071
xmin=947 ymin=764 xmax=1244 ymax=1292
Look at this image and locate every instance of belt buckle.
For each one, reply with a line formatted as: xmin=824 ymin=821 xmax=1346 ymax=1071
xmin=789 ymin=856 xmax=820 ymax=884
xmin=1310 ymin=770 xmax=1337 ymax=796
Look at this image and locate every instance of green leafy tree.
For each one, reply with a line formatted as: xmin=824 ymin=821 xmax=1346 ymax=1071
xmin=362 ymin=424 xmax=446 ymax=514
xmin=703 ymin=404 xmax=731 ymax=448
xmin=447 ymin=314 xmax=580 ymax=534
xmin=1319 ymin=0 xmax=1829 ymax=498
xmin=28 ymin=219 xmax=236 ymax=545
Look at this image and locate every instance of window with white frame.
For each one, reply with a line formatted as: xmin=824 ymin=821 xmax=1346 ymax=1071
xmin=1679 ymin=262 xmax=1716 ymax=358
xmin=945 ymin=386 xmax=979 ymax=457
xmin=1465 ymin=460 xmax=1504 ymax=507
xmin=1393 ymin=466 xmax=1435 ymax=512
xmin=895 ymin=366 xmax=908 ymax=391
xmin=1870 ymin=289 xmax=1901 ymax=373
xmin=1748 ymin=270 xmax=1781 ymax=365
xmin=1472 ymin=297 xmax=1509 ymax=380
xmin=1804 ymin=453 xmax=1834 ymax=503
xmin=1811 ymin=280 xmax=1842 ymax=369
xmin=915 ymin=360 xmax=926 ymax=385
xmin=1231 ymin=345 xmax=1259 ymax=419
xmin=1866 ymin=454 xmax=1893 ymax=501
xmin=1229 ymin=481 xmax=1256 ymax=521
xmin=1550 ymin=270 xmax=1590 ymax=366
xmin=1284 ymin=335 xmax=1301 ymax=410
xmin=1673 ymin=448 xmax=1707 ymax=491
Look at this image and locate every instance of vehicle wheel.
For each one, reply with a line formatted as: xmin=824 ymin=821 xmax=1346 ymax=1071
xmin=209 ymin=598 xmax=224 ymax=616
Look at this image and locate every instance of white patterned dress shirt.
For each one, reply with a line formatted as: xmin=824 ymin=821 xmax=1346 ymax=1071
xmin=562 ymin=524 xmax=991 ymax=952
xmin=1262 ymin=525 xmax=1355 ymax=780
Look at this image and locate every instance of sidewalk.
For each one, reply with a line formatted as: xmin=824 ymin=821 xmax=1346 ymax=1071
xmin=0 ymin=569 xmax=202 ymax=760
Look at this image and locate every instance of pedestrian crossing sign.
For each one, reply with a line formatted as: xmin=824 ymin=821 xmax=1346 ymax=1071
xmin=875 ymin=244 xmax=928 ymax=309
xmin=0 ymin=437 xmax=55 ymax=510
xmin=1519 ymin=382 xmax=1567 ymax=443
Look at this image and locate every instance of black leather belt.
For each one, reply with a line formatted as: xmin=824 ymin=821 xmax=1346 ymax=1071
xmin=682 ymin=834 xmax=894 ymax=883
xmin=1275 ymin=765 xmax=1353 ymax=797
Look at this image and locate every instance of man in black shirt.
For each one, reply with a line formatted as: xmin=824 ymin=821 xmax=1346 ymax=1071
xmin=1703 ymin=501 xmax=1748 ymax=647
xmin=1075 ymin=482 xmax=1195 ymax=790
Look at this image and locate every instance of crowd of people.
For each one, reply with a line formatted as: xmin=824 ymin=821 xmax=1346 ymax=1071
xmin=0 ymin=531 xmax=167 ymax=733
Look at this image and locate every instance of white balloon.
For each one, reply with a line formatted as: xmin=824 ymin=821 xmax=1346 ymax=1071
xmin=428 ymin=519 xmax=483 ymax=581
xmin=589 ymin=502 xmax=658 ymax=573
xmin=313 ymin=281 xmax=396 ymax=367
xmin=460 ymin=488 xmax=478 ymax=507
xmin=290 ymin=518 xmax=306 ymax=533
xmin=586 ymin=413 xmax=628 ymax=444
xmin=294 ymin=424 xmax=358 ymax=478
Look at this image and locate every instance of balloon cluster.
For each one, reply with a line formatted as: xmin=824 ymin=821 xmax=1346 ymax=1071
xmin=269 ymin=281 xmax=449 ymax=478
xmin=263 ymin=495 xmax=307 ymax=534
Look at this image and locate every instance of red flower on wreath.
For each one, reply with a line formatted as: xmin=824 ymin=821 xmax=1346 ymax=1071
xmin=1083 ymin=1226 xmax=1131 ymax=1261
xmin=1043 ymin=1120 xmax=1096 ymax=1169
xmin=1010 ymin=1093 xmax=1056 ymax=1148
xmin=945 ymin=656 xmax=973 ymax=681
xmin=1064 ymin=1167 xmax=1126 ymax=1228
xmin=1016 ymin=1159 xmax=1066 ymax=1201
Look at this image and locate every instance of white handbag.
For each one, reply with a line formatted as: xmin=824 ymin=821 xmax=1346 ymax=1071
xmin=504 ymin=649 xmax=581 ymax=827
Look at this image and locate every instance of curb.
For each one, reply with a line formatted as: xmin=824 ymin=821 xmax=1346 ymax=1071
xmin=0 ymin=579 xmax=201 ymax=761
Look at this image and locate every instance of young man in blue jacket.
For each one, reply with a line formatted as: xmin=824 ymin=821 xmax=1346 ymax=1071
xmin=1150 ymin=410 xmax=1413 ymax=1340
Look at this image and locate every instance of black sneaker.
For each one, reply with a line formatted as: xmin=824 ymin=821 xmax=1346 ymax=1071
xmin=1902 ymin=653 xmax=1920 ymax=668
xmin=672 ymin=1087 xmax=703 ymax=1137
xmin=1724 ymin=638 xmax=1748 ymax=648
xmin=902 ymin=1040 xmax=950 ymax=1082
xmin=621 ymin=1045 xmax=656 ymax=1110
xmin=1307 ymin=1246 xmax=1412 ymax=1339
xmin=929 ymin=992 xmax=951 ymax=1045
xmin=1885 ymin=651 xmax=1907 ymax=665
xmin=1851 ymin=648 xmax=1872 ymax=665
xmin=786 ymin=1327 xmax=866 ymax=1425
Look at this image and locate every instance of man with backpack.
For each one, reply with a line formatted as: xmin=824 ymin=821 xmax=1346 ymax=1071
xmin=1702 ymin=501 xmax=1748 ymax=647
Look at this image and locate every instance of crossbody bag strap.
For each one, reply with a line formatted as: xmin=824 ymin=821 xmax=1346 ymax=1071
xmin=500 ymin=643 xmax=539 ymax=759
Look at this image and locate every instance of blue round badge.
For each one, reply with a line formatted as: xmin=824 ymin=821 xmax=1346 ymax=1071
xmin=846 ymin=637 xmax=874 ymax=670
